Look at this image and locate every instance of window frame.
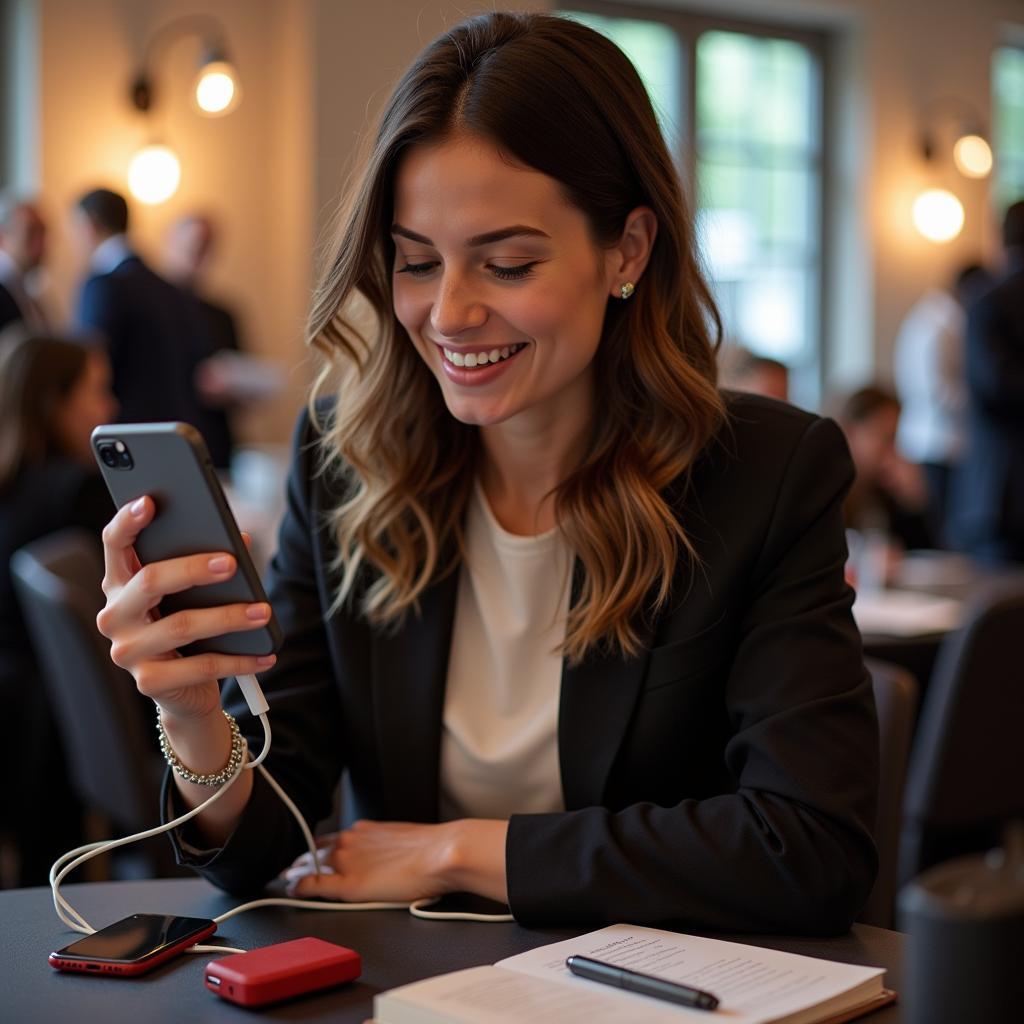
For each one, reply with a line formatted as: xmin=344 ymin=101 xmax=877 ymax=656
xmin=558 ymin=1 xmax=832 ymax=406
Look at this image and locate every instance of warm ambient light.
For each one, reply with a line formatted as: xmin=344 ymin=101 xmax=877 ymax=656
xmin=127 ymin=144 xmax=181 ymax=204
xmin=194 ymin=60 xmax=240 ymax=115
xmin=912 ymin=188 xmax=965 ymax=244
xmin=953 ymin=134 xmax=993 ymax=179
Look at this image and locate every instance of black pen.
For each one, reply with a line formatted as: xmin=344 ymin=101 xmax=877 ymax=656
xmin=566 ymin=954 xmax=720 ymax=1011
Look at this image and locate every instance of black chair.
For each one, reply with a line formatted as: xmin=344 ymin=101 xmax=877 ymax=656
xmin=10 ymin=528 xmax=184 ymax=878
xmin=898 ymin=582 xmax=1024 ymax=888
xmin=859 ymin=658 xmax=919 ymax=928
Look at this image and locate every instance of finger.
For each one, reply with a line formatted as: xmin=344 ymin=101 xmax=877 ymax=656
xmin=132 ymin=652 xmax=276 ymax=701
xmin=115 ymin=602 xmax=273 ymax=665
xmin=288 ymin=873 xmax=351 ymax=901
xmin=102 ymin=551 xmax=241 ymax=632
xmin=101 ymin=496 xmax=154 ymax=592
xmin=241 ymin=531 xmax=252 ymax=551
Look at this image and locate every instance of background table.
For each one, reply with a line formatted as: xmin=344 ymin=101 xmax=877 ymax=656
xmin=4 ymin=878 xmax=904 ymax=1022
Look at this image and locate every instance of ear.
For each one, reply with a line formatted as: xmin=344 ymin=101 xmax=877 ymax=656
xmin=605 ymin=206 xmax=658 ymax=299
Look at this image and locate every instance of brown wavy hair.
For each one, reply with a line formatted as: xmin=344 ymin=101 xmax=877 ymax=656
xmin=308 ymin=11 xmax=724 ymax=664
xmin=0 ymin=327 xmax=91 ymax=494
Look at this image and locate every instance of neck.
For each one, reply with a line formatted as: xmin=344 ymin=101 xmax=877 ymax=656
xmin=478 ymin=371 xmax=594 ymax=535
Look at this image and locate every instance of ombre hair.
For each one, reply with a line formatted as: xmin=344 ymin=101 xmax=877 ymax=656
xmin=308 ymin=11 xmax=724 ymax=664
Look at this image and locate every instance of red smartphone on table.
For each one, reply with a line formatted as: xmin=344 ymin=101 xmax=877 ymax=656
xmin=49 ymin=913 xmax=217 ymax=976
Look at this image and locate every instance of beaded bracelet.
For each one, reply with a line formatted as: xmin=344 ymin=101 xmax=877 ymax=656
xmin=156 ymin=708 xmax=247 ymax=786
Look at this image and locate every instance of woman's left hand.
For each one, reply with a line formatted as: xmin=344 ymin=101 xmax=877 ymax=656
xmin=283 ymin=819 xmax=509 ymax=905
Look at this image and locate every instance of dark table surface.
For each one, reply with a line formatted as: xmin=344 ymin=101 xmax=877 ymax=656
xmin=5 ymin=877 xmax=904 ymax=1022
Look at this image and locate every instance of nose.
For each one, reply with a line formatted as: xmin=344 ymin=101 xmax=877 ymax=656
xmin=429 ymin=271 xmax=487 ymax=338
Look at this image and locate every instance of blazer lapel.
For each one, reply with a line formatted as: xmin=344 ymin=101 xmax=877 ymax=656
xmin=371 ymin=567 xmax=459 ymax=822
xmin=558 ymin=559 xmax=655 ymax=809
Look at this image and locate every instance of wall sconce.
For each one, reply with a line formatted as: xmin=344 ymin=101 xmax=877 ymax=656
xmin=913 ymin=97 xmax=988 ymax=244
xmin=127 ymin=14 xmax=242 ymax=204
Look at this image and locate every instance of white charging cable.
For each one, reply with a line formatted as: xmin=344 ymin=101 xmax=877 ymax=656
xmin=50 ymin=673 xmax=512 ymax=957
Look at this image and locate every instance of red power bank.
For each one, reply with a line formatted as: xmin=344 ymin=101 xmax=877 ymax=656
xmin=204 ymin=937 xmax=361 ymax=1007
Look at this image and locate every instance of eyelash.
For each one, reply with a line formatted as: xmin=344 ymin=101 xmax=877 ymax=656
xmin=396 ymin=261 xmax=539 ymax=281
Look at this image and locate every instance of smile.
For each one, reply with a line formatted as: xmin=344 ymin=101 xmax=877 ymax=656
xmin=442 ymin=343 xmax=526 ymax=368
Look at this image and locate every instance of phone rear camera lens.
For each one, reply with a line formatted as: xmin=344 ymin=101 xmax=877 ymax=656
xmin=117 ymin=449 xmax=134 ymax=469
xmin=100 ymin=446 xmax=117 ymax=467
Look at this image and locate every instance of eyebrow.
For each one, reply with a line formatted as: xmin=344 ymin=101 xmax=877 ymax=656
xmin=390 ymin=224 xmax=551 ymax=247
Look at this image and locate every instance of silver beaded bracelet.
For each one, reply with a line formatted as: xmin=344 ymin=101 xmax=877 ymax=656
xmin=156 ymin=708 xmax=248 ymax=786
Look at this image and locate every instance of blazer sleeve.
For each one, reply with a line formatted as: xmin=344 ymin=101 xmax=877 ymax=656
xmin=162 ymin=408 xmax=346 ymax=895
xmin=506 ymin=416 xmax=879 ymax=935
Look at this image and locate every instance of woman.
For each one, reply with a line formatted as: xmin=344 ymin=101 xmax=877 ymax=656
xmin=97 ymin=12 xmax=877 ymax=933
xmin=0 ymin=329 xmax=116 ymax=885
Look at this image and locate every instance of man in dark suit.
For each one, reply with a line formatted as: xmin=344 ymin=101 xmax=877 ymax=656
xmin=0 ymin=193 xmax=50 ymax=333
xmin=72 ymin=188 xmax=209 ymax=429
xmin=163 ymin=213 xmax=241 ymax=470
xmin=948 ymin=200 xmax=1024 ymax=563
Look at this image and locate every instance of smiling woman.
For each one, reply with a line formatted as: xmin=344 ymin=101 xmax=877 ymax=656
xmin=95 ymin=11 xmax=879 ymax=935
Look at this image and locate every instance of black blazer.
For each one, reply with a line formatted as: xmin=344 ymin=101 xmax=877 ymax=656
xmin=166 ymin=392 xmax=878 ymax=935
xmin=76 ymin=256 xmax=209 ymax=428
xmin=948 ymin=265 xmax=1024 ymax=562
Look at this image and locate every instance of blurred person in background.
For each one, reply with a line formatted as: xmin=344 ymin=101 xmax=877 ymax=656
xmin=893 ymin=262 xmax=992 ymax=544
xmin=0 ymin=329 xmax=116 ymax=886
xmin=0 ymin=192 xmax=51 ymax=333
xmin=718 ymin=345 xmax=789 ymax=402
xmin=72 ymin=188 xmax=209 ymax=432
xmin=835 ymin=386 xmax=933 ymax=560
xmin=948 ymin=200 xmax=1024 ymax=564
xmin=163 ymin=213 xmax=240 ymax=470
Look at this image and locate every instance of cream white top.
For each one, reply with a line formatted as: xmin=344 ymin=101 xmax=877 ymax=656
xmin=438 ymin=479 xmax=571 ymax=821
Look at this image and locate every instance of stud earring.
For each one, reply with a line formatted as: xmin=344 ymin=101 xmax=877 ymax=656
xmin=619 ymin=281 xmax=635 ymax=300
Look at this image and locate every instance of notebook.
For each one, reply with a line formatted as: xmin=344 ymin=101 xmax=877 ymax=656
xmin=373 ymin=924 xmax=895 ymax=1023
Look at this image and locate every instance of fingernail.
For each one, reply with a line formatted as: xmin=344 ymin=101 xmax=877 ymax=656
xmin=256 ymin=654 xmax=276 ymax=667
xmin=130 ymin=498 xmax=146 ymax=517
xmin=208 ymin=555 xmax=232 ymax=573
xmin=246 ymin=603 xmax=269 ymax=621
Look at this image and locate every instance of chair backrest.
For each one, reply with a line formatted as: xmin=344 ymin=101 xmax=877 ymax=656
xmin=899 ymin=582 xmax=1024 ymax=887
xmin=860 ymin=658 xmax=919 ymax=928
xmin=9 ymin=529 xmax=162 ymax=834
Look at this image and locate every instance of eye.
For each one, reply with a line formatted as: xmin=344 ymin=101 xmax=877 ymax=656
xmin=489 ymin=261 xmax=539 ymax=281
xmin=396 ymin=262 xmax=439 ymax=277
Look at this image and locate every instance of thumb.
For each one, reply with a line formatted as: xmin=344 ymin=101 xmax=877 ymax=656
xmin=286 ymin=866 xmax=339 ymax=899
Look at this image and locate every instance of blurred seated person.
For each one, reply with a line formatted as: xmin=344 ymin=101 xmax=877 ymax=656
xmin=835 ymin=386 xmax=933 ymax=559
xmin=0 ymin=192 xmax=50 ymax=333
xmin=0 ymin=329 xmax=116 ymax=886
xmin=72 ymin=188 xmax=210 ymax=437
xmin=719 ymin=345 xmax=789 ymax=402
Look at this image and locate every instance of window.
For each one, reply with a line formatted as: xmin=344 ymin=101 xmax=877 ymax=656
xmin=993 ymin=45 xmax=1024 ymax=211
xmin=561 ymin=4 xmax=827 ymax=407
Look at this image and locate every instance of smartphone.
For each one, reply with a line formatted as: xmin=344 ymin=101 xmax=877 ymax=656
xmin=91 ymin=422 xmax=282 ymax=658
xmin=205 ymin=936 xmax=362 ymax=1006
xmin=49 ymin=913 xmax=217 ymax=976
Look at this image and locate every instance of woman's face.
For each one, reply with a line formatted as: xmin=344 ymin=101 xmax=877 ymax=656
xmin=390 ymin=137 xmax=620 ymax=430
xmin=55 ymin=350 xmax=118 ymax=464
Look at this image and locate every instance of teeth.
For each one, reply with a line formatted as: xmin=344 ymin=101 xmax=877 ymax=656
xmin=443 ymin=343 xmax=524 ymax=368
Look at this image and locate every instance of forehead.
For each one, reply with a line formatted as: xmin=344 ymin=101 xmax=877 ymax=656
xmin=392 ymin=137 xmax=575 ymax=237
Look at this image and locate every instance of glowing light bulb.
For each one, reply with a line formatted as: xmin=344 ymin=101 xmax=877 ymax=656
xmin=194 ymin=61 xmax=240 ymax=115
xmin=912 ymin=189 xmax=964 ymax=244
xmin=127 ymin=145 xmax=181 ymax=205
xmin=953 ymin=134 xmax=993 ymax=179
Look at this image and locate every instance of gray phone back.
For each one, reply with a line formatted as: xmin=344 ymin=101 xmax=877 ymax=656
xmin=91 ymin=422 xmax=282 ymax=657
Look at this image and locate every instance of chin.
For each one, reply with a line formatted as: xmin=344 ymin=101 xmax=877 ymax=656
xmin=441 ymin=393 xmax=519 ymax=428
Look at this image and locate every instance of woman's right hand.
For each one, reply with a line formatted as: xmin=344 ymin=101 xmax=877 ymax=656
xmin=95 ymin=495 xmax=277 ymax=722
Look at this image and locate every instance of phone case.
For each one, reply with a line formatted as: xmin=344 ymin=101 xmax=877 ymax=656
xmin=204 ymin=937 xmax=362 ymax=1006
xmin=91 ymin=422 xmax=282 ymax=657
xmin=49 ymin=918 xmax=217 ymax=976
